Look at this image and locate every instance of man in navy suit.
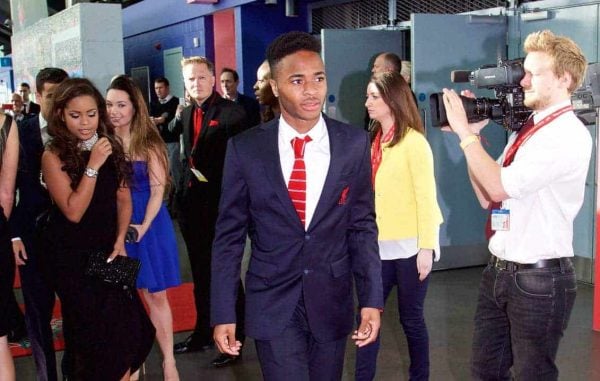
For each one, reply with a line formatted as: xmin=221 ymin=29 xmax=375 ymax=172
xmin=211 ymin=31 xmax=383 ymax=380
xmin=11 ymin=68 xmax=68 ymax=381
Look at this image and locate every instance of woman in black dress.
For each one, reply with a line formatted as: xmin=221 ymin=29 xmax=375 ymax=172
xmin=41 ymin=78 xmax=154 ymax=380
xmin=0 ymin=114 xmax=19 ymax=381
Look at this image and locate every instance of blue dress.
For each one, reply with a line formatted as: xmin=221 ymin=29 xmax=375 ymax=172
xmin=126 ymin=161 xmax=181 ymax=292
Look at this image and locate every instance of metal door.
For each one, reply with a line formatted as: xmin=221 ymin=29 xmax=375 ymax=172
xmin=412 ymin=13 xmax=508 ymax=269
xmin=164 ymin=47 xmax=184 ymax=99
xmin=321 ymin=29 xmax=407 ymax=127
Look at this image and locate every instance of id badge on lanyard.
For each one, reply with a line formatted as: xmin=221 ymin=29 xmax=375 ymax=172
xmin=491 ymin=208 xmax=510 ymax=231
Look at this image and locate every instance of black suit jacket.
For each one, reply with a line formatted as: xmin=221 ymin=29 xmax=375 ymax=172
xmin=235 ymin=92 xmax=261 ymax=129
xmin=170 ymin=91 xmax=247 ymax=203
xmin=9 ymin=117 xmax=51 ymax=240
xmin=27 ymin=102 xmax=41 ymax=115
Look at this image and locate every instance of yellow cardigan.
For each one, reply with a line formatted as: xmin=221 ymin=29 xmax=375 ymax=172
xmin=374 ymin=128 xmax=443 ymax=248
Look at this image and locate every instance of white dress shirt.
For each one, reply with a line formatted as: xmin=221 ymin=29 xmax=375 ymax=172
xmin=490 ymin=100 xmax=592 ymax=263
xmin=39 ymin=114 xmax=50 ymax=145
xmin=278 ymin=115 xmax=330 ymax=229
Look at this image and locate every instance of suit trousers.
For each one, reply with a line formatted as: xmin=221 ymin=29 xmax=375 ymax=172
xmin=255 ymin=293 xmax=347 ymax=381
xmin=179 ymin=193 xmax=245 ymax=344
xmin=18 ymin=234 xmax=59 ymax=381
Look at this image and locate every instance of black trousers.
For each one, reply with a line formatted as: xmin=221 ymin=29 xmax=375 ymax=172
xmin=18 ymin=234 xmax=59 ymax=381
xmin=179 ymin=194 xmax=245 ymax=344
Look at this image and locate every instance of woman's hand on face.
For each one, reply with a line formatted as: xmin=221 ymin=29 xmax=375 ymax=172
xmin=88 ymin=137 xmax=113 ymax=170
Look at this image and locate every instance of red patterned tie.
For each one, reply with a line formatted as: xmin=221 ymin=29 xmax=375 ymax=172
xmin=288 ymin=136 xmax=312 ymax=227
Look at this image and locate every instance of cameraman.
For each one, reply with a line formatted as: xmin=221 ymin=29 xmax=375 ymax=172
xmin=442 ymin=30 xmax=590 ymax=380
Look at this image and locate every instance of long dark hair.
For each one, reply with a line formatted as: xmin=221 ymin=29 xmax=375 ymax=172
xmin=46 ymin=78 xmax=129 ymax=189
xmin=107 ymin=75 xmax=171 ymax=190
xmin=368 ymin=71 xmax=423 ymax=147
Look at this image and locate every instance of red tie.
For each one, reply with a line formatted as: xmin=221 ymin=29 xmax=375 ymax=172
xmin=288 ymin=136 xmax=312 ymax=227
xmin=193 ymin=107 xmax=203 ymax=146
xmin=484 ymin=117 xmax=535 ymax=239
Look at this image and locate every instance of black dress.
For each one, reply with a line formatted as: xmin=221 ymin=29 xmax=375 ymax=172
xmin=45 ymin=152 xmax=154 ymax=380
xmin=0 ymin=205 xmax=14 ymax=338
xmin=0 ymin=116 xmax=14 ymax=338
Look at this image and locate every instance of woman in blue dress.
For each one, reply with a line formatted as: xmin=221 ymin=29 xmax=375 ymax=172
xmin=107 ymin=76 xmax=181 ymax=381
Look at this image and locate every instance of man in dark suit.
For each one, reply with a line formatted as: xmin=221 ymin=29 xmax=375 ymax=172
xmin=11 ymin=68 xmax=68 ymax=381
xmin=170 ymin=56 xmax=248 ymax=368
xmin=220 ymin=67 xmax=261 ymax=128
xmin=149 ymin=76 xmax=182 ymax=207
xmin=211 ymin=31 xmax=383 ymax=380
xmin=18 ymin=82 xmax=41 ymax=115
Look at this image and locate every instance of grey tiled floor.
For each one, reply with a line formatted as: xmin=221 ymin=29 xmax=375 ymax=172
xmin=13 ymin=224 xmax=600 ymax=380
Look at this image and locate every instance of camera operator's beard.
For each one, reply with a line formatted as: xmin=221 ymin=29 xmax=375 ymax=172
xmin=524 ymin=92 xmax=552 ymax=111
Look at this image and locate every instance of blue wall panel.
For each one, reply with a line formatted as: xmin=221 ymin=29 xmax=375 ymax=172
xmin=123 ymin=16 xmax=214 ymax=102
xmin=238 ymin=1 xmax=310 ymax=96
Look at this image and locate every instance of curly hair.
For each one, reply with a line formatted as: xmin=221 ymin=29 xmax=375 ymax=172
xmin=266 ymin=31 xmax=321 ymax=78
xmin=368 ymin=71 xmax=423 ymax=147
xmin=108 ymin=75 xmax=171 ymax=191
xmin=46 ymin=78 xmax=130 ymax=189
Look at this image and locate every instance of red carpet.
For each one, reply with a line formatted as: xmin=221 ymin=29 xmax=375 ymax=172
xmin=9 ymin=282 xmax=196 ymax=358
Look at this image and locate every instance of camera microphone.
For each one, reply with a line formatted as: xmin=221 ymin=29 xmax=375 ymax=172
xmin=451 ymin=70 xmax=472 ymax=83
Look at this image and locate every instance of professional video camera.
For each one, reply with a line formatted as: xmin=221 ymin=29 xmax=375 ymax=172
xmin=429 ymin=58 xmax=532 ymax=131
xmin=571 ymin=62 xmax=600 ymax=125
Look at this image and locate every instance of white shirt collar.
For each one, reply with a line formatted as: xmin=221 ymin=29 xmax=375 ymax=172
xmin=279 ymin=114 xmax=327 ymax=145
xmin=159 ymin=94 xmax=173 ymax=104
xmin=532 ymin=99 xmax=572 ymax=124
xmin=39 ymin=113 xmax=47 ymax=129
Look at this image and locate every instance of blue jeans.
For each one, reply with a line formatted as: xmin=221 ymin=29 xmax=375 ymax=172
xmin=471 ymin=259 xmax=577 ymax=381
xmin=355 ymin=256 xmax=430 ymax=381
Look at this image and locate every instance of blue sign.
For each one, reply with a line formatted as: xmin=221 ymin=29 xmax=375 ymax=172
xmin=0 ymin=57 xmax=11 ymax=68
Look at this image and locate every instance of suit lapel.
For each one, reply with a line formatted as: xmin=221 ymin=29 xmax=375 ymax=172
xmin=258 ymin=119 xmax=304 ymax=229
xmin=307 ymin=118 xmax=347 ymax=231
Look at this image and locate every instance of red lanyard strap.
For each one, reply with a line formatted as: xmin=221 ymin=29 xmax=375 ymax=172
xmin=502 ymin=105 xmax=572 ymax=167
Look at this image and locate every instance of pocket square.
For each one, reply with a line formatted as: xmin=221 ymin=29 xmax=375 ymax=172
xmin=208 ymin=120 xmax=219 ymax=127
xmin=338 ymin=186 xmax=349 ymax=205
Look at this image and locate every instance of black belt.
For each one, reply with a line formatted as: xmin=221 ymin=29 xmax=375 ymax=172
xmin=489 ymin=255 xmax=570 ymax=271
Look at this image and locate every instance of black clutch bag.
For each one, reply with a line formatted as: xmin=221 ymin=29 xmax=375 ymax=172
xmin=85 ymin=251 xmax=141 ymax=291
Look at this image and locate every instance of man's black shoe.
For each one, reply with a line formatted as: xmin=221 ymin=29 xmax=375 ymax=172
xmin=173 ymin=335 xmax=213 ymax=354
xmin=211 ymin=353 xmax=241 ymax=368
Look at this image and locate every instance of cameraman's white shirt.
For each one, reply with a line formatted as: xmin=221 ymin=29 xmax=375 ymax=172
xmin=489 ymin=100 xmax=592 ymax=263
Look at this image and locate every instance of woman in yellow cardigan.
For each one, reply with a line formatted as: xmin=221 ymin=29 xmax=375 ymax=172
xmin=355 ymin=72 xmax=443 ymax=381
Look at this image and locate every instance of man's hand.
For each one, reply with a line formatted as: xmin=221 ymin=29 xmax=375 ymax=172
xmin=213 ymin=323 xmax=242 ymax=355
xmin=441 ymin=89 xmax=489 ymax=138
xmin=351 ymin=307 xmax=381 ymax=347
xmin=12 ymin=239 xmax=28 ymax=265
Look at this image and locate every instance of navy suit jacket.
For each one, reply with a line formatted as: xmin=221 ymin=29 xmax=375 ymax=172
xmin=9 ymin=117 xmax=51 ymax=240
xmin=235 ymin=92 xmax=261 ymax=129
xmin=211 ymin=115 xmax=383 ymax=342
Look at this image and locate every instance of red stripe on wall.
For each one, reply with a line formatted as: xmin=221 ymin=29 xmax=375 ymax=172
xmin=214 ymin=8 xmax=236 ymax=96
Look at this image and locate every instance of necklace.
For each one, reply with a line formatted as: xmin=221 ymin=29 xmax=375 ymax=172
xmin=78 ymin=132 xmax=99 ymax=151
